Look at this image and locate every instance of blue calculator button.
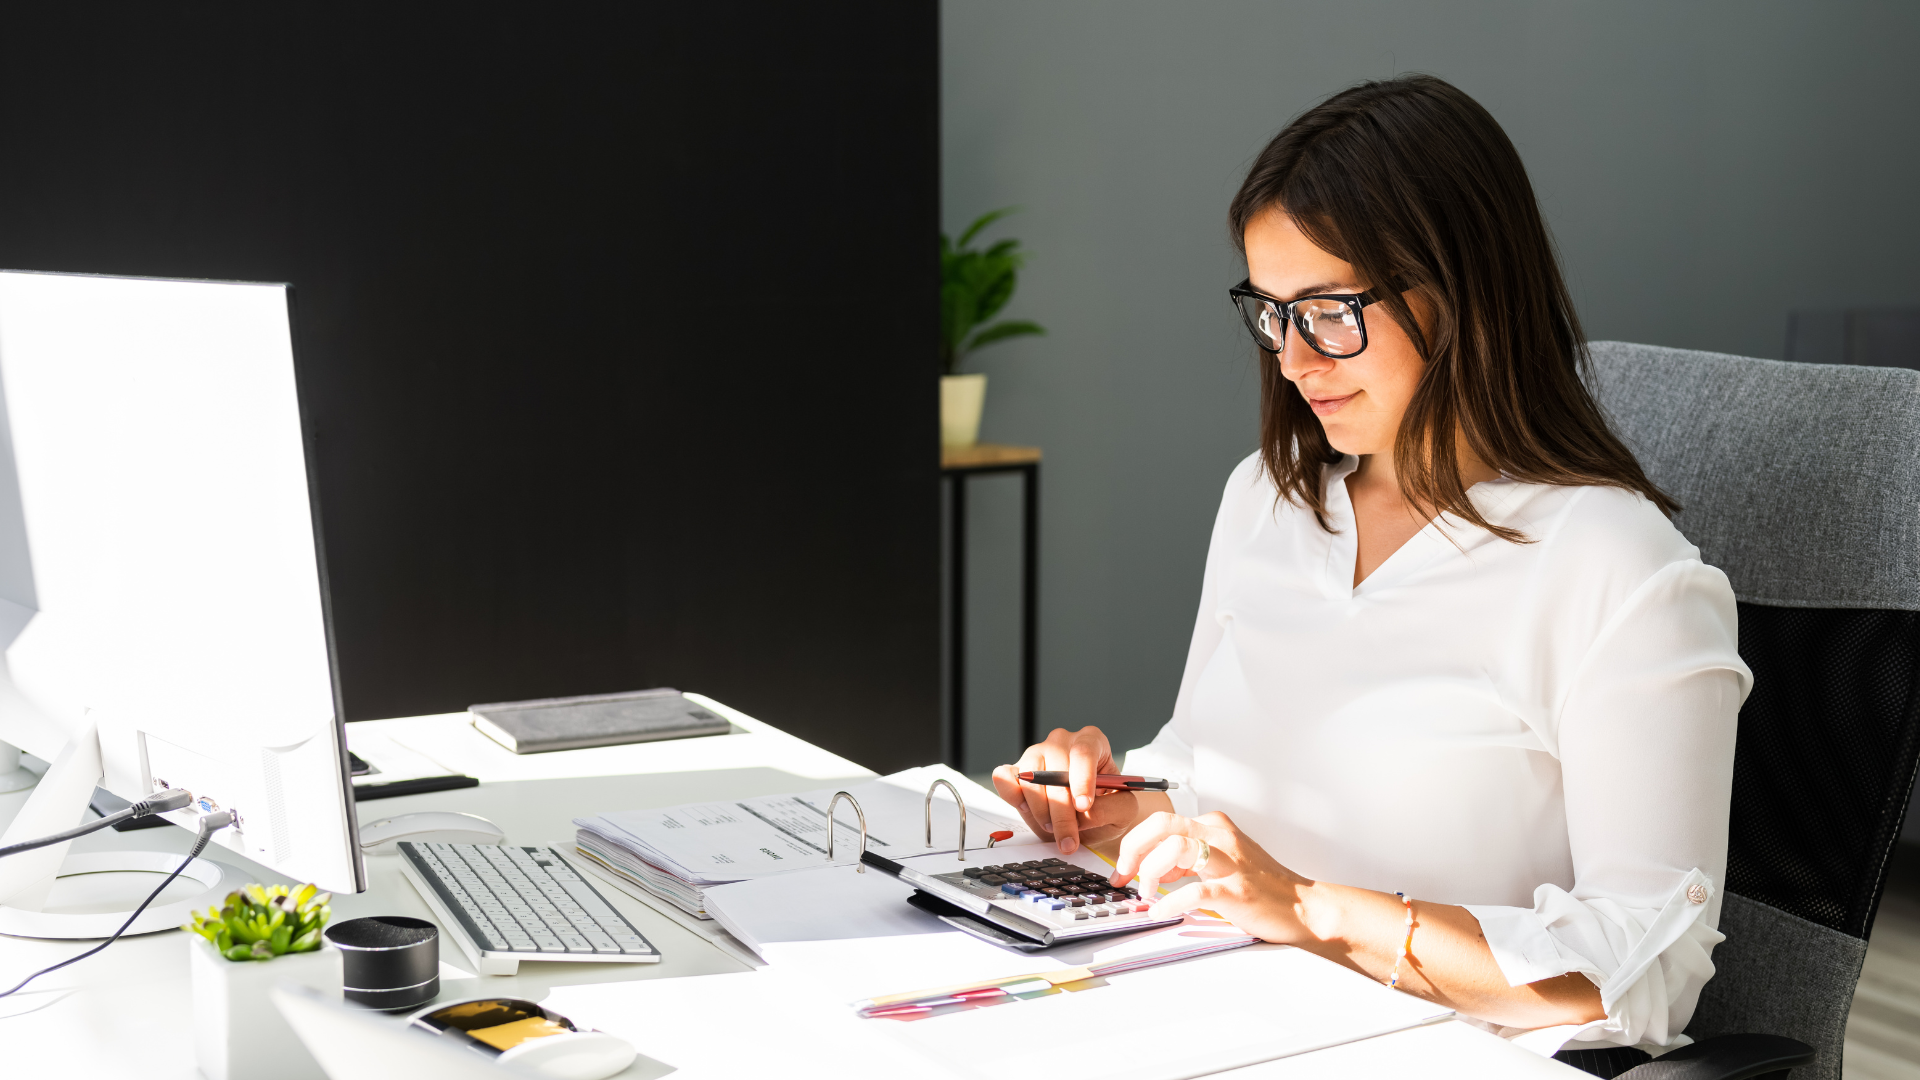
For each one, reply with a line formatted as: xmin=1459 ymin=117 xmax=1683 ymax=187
xmin=1001 ymin=883 xmax=1025 ymax=895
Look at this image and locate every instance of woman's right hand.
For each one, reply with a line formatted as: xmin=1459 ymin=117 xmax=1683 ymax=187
xmin=991 ymin=726 xmax=1159 ymax=855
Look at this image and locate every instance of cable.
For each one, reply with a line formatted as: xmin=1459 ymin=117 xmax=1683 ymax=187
xmin=0 ymin=789 xmax=196 ymax=860
xmin=0 ymin=809 xmax=234 ymax=999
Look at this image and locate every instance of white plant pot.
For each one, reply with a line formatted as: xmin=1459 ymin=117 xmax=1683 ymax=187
xmin=192 ymin=936 xmax=343 ymax=1080
xmin=941 ymin=373 xmax=987 ymax=449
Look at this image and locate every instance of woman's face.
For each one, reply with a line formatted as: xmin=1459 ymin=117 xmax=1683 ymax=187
xmin=1242 ymin=206 xmax=1423 ymax=459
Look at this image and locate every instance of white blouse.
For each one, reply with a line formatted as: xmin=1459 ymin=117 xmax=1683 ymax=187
xmin=1124 ymin=453 xmax=1750 ymax=1055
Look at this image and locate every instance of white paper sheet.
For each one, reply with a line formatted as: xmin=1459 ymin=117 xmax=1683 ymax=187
xmin=545 ymin=942 xmax=1453 ymax=1080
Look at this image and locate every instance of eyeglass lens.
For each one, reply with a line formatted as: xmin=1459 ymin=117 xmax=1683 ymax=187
xmin=1234 ymin=295 xmax=1365 ymax=357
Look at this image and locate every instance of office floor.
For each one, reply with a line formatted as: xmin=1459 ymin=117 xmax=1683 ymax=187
xmin=1850 ymin=841 xmax=1920 ymax=1079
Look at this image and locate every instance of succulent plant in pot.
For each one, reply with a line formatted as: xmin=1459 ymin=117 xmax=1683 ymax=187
xmin=940 ymin=208 xmax=1045 ymax=449
xmin=184 ymin=881 xmax=333 ymax=961
xmin=185 ymin=881 xmax=344 ymax=1080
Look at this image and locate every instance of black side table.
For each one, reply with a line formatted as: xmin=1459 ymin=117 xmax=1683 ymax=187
xmin=941 ymin=443 xmax=1040 ymax=768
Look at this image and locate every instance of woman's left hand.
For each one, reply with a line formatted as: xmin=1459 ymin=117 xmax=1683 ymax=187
xmin=1110 ymin=810 xmax=1320 ymax=946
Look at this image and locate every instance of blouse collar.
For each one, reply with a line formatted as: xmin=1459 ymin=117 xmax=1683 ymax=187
xmin=1317 ymin=454 xmax=1530 ymax=597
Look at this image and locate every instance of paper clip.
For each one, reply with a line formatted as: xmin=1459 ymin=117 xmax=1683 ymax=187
xmin=827 ymin=790 xmax=868 ymax=872
xmin=924 ymin=778 xmax=967 ymax=861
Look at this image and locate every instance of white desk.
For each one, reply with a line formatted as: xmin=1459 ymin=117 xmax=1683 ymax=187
xmin=0 ymin=703 xmax=1575 ymax=1079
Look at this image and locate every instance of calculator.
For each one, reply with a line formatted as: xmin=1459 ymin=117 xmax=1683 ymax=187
xmin=862 ymin=851 xmax=1185 ymax=947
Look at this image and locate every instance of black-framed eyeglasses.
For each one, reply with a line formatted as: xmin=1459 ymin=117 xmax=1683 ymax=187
xmin=1227 ymin=278 xmax=1390 ymax=359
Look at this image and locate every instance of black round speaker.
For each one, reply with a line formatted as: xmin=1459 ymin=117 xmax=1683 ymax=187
xmin=325 ymin=915 xmax=440 ymax=1011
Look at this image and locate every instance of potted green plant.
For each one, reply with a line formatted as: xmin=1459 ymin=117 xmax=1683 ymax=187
xmin=184 ymin=882 xmax=341 ymax=1080
xmin=941 ymin=208 xmax=1045 ymax=449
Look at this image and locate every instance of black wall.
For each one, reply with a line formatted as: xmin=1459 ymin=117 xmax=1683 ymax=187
xmin=0 ymin=4 xmax=941 ymax=772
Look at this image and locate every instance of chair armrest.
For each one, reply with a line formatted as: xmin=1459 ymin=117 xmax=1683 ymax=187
xmin=1616 ymin=1034 xmax=1817 ymax=1080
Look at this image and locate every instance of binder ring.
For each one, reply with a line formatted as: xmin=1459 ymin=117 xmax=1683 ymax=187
xmin=924 ymin=778 xmax=968 ymax=861
xmin=826 ymin=790 xmax=868 ymax=872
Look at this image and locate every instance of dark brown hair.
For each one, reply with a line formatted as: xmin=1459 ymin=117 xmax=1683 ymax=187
xmin=1229 ymin=74 xmax=1676 ymax=539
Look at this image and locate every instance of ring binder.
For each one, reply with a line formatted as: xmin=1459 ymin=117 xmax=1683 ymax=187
xmin=924 ymin=778 xmax=967 ymax=861
xmin=826 ymin=791 xmax=868 ymax=872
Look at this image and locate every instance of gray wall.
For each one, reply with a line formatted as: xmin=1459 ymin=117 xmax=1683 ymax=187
xmin=942 ymin=0 xmax=1920 ymax=772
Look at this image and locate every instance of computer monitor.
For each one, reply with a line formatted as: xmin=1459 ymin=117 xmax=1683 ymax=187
xmin=0 ymin=270 xmax=363 ymax=923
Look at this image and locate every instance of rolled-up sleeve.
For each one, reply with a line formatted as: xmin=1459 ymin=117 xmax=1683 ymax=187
xmin=1464 ymin=559 xmax=1749 ymax=1052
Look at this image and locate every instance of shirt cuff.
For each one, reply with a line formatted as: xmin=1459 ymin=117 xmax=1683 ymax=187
xmin=1466 ymin=869 xmax=1723 ymax=1054
xmin=1463 ymin=903 xmax=1579 ymax=987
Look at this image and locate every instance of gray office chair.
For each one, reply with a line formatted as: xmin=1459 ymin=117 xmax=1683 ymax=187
xmin=1576 ymin=341 xmax=1920 ymax=1080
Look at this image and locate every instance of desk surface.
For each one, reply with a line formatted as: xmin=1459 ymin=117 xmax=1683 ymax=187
xmin=0 ymin=700 xmax=1573 ymax=1079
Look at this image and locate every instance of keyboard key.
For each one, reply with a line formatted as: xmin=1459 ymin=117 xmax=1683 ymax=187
xmin=558 ymin=934 xmax=595 ymax=953
xmin=962 ymin=867 xmax=986 ymax=878
xmin=1001 ymin=883 xmax=1025 ymax=895
xmin=557 ymin=879 xmax=617 ymax=916
xmin=584 ymin=932 xmax=622 ymax=954
xmin=980 ymin=875 xmax=1007 ymax=886
xmin=610 ymin=932 xmax=653 ymax=954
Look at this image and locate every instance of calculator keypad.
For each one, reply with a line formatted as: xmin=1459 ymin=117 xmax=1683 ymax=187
xmin=935 ymin=858 xmax=1154 ymax=929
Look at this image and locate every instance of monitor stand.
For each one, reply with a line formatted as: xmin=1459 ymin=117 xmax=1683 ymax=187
xmin=0 ymin=740 xmax=36 ymax=793
xmin=0 ymin=730 xmax=233 ymax=940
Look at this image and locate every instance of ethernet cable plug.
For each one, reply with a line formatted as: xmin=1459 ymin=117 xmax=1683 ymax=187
xmin=131 ymin=788 xmax=196 ymax=818
xmin=0 ymin=787 xmax=204 ymax=860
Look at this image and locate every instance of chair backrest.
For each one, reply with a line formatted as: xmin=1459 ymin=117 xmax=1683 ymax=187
xmin=1587 ymin=341 xmax=1920 ymax=1080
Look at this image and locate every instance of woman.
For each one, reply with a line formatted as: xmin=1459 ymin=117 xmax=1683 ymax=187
xmin=992 ymin=75 xmax=1747 ymax=1069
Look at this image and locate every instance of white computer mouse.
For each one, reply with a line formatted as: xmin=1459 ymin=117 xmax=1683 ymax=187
xmin=496 ymin=1030 xmax=636 ymax=1080
xmin=359 ymin=811 xmax=507 ymax=854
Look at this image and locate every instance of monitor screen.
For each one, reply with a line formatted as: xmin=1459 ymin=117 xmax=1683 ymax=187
xmin=0 ymin=270 xmax=361 ymax=892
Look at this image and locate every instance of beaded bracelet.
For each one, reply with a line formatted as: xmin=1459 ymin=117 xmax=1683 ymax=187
xmin=1387 ymin=892 xmax=1415 ymax=990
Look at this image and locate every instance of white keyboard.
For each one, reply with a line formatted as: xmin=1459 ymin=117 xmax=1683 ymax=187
xmin=396 ymin=841 xmax=659 ymax=976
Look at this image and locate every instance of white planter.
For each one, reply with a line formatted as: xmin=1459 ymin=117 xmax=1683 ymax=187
xmin=191 ymin=936 xmax=343 ymax=1080
xmin=941 ymin=373 xmax=987 ymax=449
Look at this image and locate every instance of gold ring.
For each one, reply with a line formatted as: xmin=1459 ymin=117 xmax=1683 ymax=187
xmin=1192 ymin=838 xmax=1211 ymax=875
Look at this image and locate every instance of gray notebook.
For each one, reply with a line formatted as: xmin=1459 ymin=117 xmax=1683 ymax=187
xmin=469 ymin=688 xmax=731 ymax=754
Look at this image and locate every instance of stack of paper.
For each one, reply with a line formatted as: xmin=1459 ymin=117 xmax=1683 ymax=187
xmin=572 ymin=765 xmax=1027 ymax=919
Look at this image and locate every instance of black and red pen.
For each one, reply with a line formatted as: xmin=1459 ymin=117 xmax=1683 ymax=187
xmin=1017 ymin=771 xmax=1179 ymax=792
